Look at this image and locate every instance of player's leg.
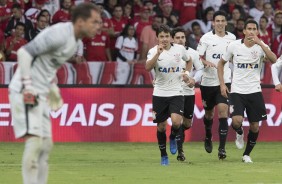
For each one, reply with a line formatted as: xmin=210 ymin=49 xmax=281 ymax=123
xmin=38 ymin=104 xmax=53 ymax=184
xmin=200 ymin=86 xmax=216 ymax=153
xmin=169 ymin=96 xmax=184 ymax=155
xmin=229 ymin=93 xmax=245 ymax=149
xmin=9 ymin=91 xmax=44 ymax=184
xmin=216 ymin=84 xmax=230 ymax=159
xmin=152 ymin=96 xmax=170 ymax=165
xmin=242 ymin=92 xmax=267 ymax=163
xmin=176 ymin=95 xmax=194 ymax=161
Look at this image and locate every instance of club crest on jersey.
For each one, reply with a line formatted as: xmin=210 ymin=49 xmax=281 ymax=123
xmin=237 ymin=63 xmax=258 ymax=69
xmin=158 ymin=67 xmax=181 ymax=73
xmin=174 ymin=53 xmax=181 ymax=62
xmin=251 ymin=51 xmax=258 ymax=59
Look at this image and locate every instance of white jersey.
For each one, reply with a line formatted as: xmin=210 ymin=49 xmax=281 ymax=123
xmin=271 ymin=55 xmax=282 ymax=85
xmin=147 ymin=44 xmax=190 ymax=97
xmin=222 ymin=39 xmax=269 ymax=94
xmin=115 ymin=36 xmax=138 ymax=62
xmin=9 ymin=22 xmax=80 ymax=95
xmin=197 ymin=31 xmax=236 ymax=86
xmin=182 ymin=47 xmax=204 ymax=96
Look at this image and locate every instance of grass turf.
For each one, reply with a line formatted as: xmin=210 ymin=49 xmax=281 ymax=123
xmin=0 ymin=142 xmax=282 ymax=184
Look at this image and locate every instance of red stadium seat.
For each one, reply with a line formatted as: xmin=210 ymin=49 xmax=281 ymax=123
xmin=56 ymin=65 xmax=69 ymax=84
xmin=130 ymin=63 xmax=153 ymax=84
xmin=73 ymin=62 xmax=92 ymax=84
xmin=0 ymin=62 xmax=5 ymax=84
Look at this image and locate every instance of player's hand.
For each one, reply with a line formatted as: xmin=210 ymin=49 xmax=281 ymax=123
xmin=187 ymin=78 xmax=195 ymax=88
xmin=247 ymin=35 xmax=261 ymax=45
xmin=22 ymin=77 xmax=38 ymax=107
xmin=220 ymin=84 xmax=229 ymax=98
xmin=48 ymin=84 xmax=64 ymax=111
xmin=275 ymin=84 xmax=282 ymax=92
xmin=203 ymin=60 xmax=216 ymax=68
xmin=157 ymin=44 xmax=164 ymax=55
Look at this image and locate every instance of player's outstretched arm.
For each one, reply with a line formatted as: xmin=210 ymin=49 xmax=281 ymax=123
xmin=271 ymin=59 xmax=282 ymax=92
xmin=217 ymin=58 xmax=229 ymax=98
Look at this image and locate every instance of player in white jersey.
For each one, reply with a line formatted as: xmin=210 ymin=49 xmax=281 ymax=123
xmin=145 ymin=24 xmax=191 ymax=165
xmin=218 ymin=20 xmax=277 ymax=163
xmin=197 ymin=11 xmax=236 ymax=159
xmin=8 ymin=3 xmax=102 ymax=184
xmin=171 ymin=27 xmax=204 ymax=161
xmin=271 ymin=55 xmax=282 ymax=92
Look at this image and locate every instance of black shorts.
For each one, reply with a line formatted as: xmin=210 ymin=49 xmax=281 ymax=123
xmin=200 ymin=83 xmax=231 ymax=110
xmin=152 ymin=95 xmax=184 ymax=123
xmin=184 ymin=95 xmax=195 ymax=119
xmin=229 ymin=92 xmax=267 ymax=122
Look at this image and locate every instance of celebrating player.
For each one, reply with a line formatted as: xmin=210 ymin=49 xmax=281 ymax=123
xmin=218 ymin=20 xmax=277 ymax=163
xmin=145 ymin=24 xmax=191 ymax=165
xmin=197 ymin=11 xmax=236 ymax=159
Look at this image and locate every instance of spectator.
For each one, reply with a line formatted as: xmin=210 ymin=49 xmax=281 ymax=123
xmin=158 ymin=0 xmax=178 ymax=27
xmin=134 ymin=6 xmax=151 ymax=48
xmin=28 ymin=12 xmax=48 ymax=41
xmin=110 ymin=5 xmax=128 ymax=60
xmin=83 ymin=21 xmax=112 ymax=62
xmin=233 ymin=18 xmax=245 ymax=39
xmin=96 ymin=3 xmax=114 ymax=35
xmin=40 ymin=9 xmax=51 ymax=25
xmin=139 ymin=15 xmax=162 ymax=60
xmin=52 ymin=0 xmax=71 ymax=24
xmin=4 ymin=22 xmax=27 ymax=61
xmin=188 ymin=21 xmax=202 ymax=50
xmin=174 ymin=0 xmax=197 ymax=26
xmin=25 ymin=0 xmax=46 ymax=25
xmin=183 ymin=6 xmax=214 ymax=34
xmin=0 ymin=29 xmax=5 ymax=61
xmin=144 ymin=0 xmax=156 ymax=18
xmin=259 ymin=15 xmax=272 ymax=46
xmin=0 ymin=0 xmax=12 ymax=32
xmin=123 ymin=2 xmax=133 ymax=22
xmin=267 ymin=10 xmax=282 ymax=41
xmin=263 ymin=2 xmax=274 ymax=27
xmin=220 ymin=0 xmax=246 ymax=20
xmin=5 ymin=3 xmax=33 ymax=40
xmin=227 ymin=7 xmax=243 ymax=32
xmin=115 ymin=24 xmax=138 ymax=63
xmin=132 ymin=0 xmax=143 ymax=18
xmin=105 ymin=0 xmax=118 ymax=14
xmin=96 ymin=2 xmax=111 ymax=19
xmin=202 ymin=0 xmax=223 ymax=11
xmin=235 ymin=0 xmax=249 ymax=15
xmin=249 ymin=0 xmax=265 ymax=23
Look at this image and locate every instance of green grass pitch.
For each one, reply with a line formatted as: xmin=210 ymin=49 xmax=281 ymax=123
xmin=1 ymin=142 xmax=282 ymax=184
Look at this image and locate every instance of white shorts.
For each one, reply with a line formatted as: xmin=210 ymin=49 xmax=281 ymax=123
xmin=9 ymin=90 xmax=52 ymax=139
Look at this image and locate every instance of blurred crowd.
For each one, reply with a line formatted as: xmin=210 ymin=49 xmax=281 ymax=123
xmin=1 ymin=0 xmax=282 ymax=64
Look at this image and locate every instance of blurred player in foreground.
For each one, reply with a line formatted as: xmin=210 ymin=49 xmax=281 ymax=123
xmin=8 ymin=3 xmax=102 ymax=183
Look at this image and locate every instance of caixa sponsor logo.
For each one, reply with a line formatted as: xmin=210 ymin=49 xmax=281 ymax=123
xmin=0 ymin=103 xmax=282 ymax=127
xmin=212 ymin=54 xmax=222 ymax=59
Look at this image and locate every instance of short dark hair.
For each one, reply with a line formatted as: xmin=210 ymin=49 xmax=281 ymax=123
xmin=71 ymin=3 xmax=100 ymax=23
xmin=260 ymin=15 xmax=268 ymax=23
xmin=213 ymin=10 xmax=227 ymax=21
xmin=15 ymin=22 xmax=25 ymax=30
xmin=172 ymin=27 xmax=185 ymax=38
xmin=12 ymin=3 xmax=21 ymax=10
xmin=244 ymin=19 xmax=258 ymax=29
xmin=156 ymin=24 xmax=171 ymax=37
xmin=191 ymin=21 xmax=200 ymax=28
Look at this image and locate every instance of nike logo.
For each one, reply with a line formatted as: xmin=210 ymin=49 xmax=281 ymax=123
xmin=180 ymin=110 xmax=183 ymax=113
xmin=158 ymin=59 xmax=163 ymax=61
xmin=237 ymin=54 xmax=243 ymax=56
xmin=262 ymin=115 xmax=267 ymax=117
xmin=212 ymin=44 xmax=217 ymax=47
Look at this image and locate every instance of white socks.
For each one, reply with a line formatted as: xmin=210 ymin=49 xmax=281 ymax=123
xmin=38 ymin=138 xmax=53 ymax=184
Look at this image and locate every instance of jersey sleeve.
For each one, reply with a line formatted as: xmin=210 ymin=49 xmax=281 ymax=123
xmin=115 ymin=36 xmax=123 ymax=49
xmin=222 ymin=42 xmax=234 ymax=62
xmin=271 ymin=58 xmax=282 ymax=85
xmin=192 ymin=52 xmax=204 ymax=70
xmin=23 ymin=26 xmax=66 ymax=57
xmin=197 ymin=35 xmax=208 ymax=56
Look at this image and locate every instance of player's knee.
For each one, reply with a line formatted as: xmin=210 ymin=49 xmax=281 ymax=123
xmin=23 ymin=136 xmax=43 ymax=169
xmin=40 ymin=138 xmax=53 ymax=164
xmin=232 ymin=116 xmax=243 ymax=127
xmin=157 ymin=121 xmax=167 ymax=132
xmin=183 ymin=119 xmax=192 ymax=129
xmin=218 ymin=110 xmax=228 ymax=118
xmin=250 ymin=123 xmax=259 ymax=133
